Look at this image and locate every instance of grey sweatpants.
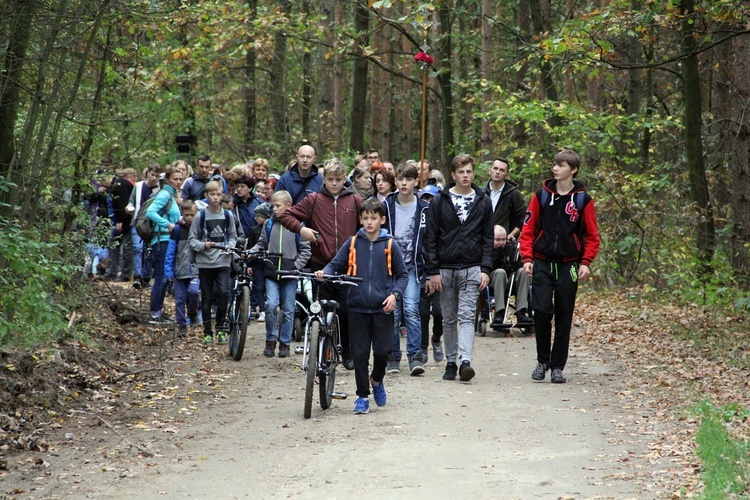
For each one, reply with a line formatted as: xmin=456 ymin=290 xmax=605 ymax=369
xmin=439 ymin=267 xmax=481 ymax=364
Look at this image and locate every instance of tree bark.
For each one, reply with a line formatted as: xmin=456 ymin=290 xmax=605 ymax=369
xmin=479 ymin=0 xmax=493 ymax=160
xmin=436 ymin=1 xmax=454 ymax=166
xmin=270 ymin=0 xmax=292 ymax=151
xmin=528 ymin=0 xmax=560 ymax=128
xmin=348 ymin=2 xmax=370 ymax=154
xmin=244 ymin=0 xmax=257 ymax=158
xmin=680 ymin=0 xmax=714 ymax=275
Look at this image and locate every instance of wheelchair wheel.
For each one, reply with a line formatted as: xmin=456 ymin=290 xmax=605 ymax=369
xmin=476 ymin=318 xmax=487 ymax=337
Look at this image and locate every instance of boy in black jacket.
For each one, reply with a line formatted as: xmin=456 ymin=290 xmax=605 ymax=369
xmin=423 ymin=154 xmax=494 ymax=382
xmin=317 ymin=198 xmax=408 ymax=415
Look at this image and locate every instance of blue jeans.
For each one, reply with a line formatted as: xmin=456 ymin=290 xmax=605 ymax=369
xmin=440 ymin=267 xmax=481 ymax=364
xmin=131 ymin=226 xmax=143 ymax=278
xmin=264 ymin=278 xmax=296 ymax=345
xmin=174 ymin=277 xmax=200 ymax=326
xmin=149 ymin=241 xmax=169 ymax=316
xmin=391 ymin=269 xmax=422 ymax=360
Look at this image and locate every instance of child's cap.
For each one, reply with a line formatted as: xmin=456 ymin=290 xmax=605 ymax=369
xmin=418 ymin=185 xmax=439 ymax=198
xmin=254 ymin=202 xmax=272 ymax=219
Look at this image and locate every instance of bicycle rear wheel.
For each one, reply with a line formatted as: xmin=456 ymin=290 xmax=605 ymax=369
xmin=229 ymin=286 xmax=249 ymax=361
xmin=319 ymin=314 xmax=339 ymax=410
xmin=303 ymin=319 xmax=320 ymax=419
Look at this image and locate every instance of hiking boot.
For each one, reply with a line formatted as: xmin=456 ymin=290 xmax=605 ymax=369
xmin=443 ymin=362 xmax=458 ymax=381
xmin=278 ymin=343 xmax=290 ymax=358
xmin=353 ymin=397 xmax=370 ymax=415
xmin=203 ymin=334 xmax=213 ymax=345
xmin=386 ymin=359 xmax=400 ymax=374
xmin=515 ymin=309 xmax=534 ymax=326
xmin=177 ymin=325 xmax=188 ymax=338
xmin=371 ymin=378 xmax=387 ymax=407
xmin=263 ymin=340 xmax=276 ymax=357
xmin=257 ymin=312 xmax=266 ymax=323
xmin=431 ymin=338 xmax=445 ymax=362
xmin=551 ymin=368 xmax=567 ymax=384
xmin=459 ymin=361 xmax=475 ymax=382
xmin=408 ymin=356 xmax=425 ymax=376
xmin=532 ymin=363 xmax=549 ymax=381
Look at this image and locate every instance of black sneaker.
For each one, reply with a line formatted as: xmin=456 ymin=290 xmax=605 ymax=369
xmin=132 ymin=279 xmax=142 ymax=290
xmin=550 ymin=368 xmax=567 ymax=384
xmin=443 ymin=362 xmax=458 ymax=381
xmin=408 ymin=356 xmax=425 ymax=376
xmin=515 ymin=309 xmax=534 ymax=326
xmin=458 ymin=361 xmax=475 ymax=381
xmin=531 ymin=362 xmax=549 ymax=381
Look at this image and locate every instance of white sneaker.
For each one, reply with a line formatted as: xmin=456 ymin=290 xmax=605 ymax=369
xmin=257 ymin=312 xmax=266 ymax=322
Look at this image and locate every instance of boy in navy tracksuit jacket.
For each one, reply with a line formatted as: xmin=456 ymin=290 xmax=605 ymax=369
xmin=520 ymin=150 xmax=600 ymax=384
xmin=317 ymin=199 xmax=408 ymax=415
xmin=165 ymin=200 xmax=200 ymax=337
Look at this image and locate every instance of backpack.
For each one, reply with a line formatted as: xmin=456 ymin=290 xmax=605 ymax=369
xmin=188 ymin=209 xmax=232 ymax=266
xmin=135 ymin=195 xmax=173 ymax=241
xmin=264 ymin=219 xmax=301 ymax=247
xmin=346 ymin=236 xmax=393 ymax=277
xmin=538 ymin=189 xmax=585 ymax=211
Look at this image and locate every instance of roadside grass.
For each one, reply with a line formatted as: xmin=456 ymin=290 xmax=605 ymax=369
xmin=695 ymin=401 xmax=749 ymax=498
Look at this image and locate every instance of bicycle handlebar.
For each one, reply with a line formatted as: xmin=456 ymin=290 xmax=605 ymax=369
xmin=276 ymin=269 xmax=363 ymax=284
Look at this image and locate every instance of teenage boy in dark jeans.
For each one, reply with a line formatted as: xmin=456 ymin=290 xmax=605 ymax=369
xmin=423 ymin=154 xmax=494 ymax=382
xmin=280 ymin=158 xmax=362 ymax=370
xmin=520 ymin=150 xmax=600 ymax=384
xmin=317 ymin=198 xmax=408 ymax=414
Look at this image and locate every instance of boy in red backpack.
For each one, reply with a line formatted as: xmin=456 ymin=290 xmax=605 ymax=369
xmin=316 ymin=198 xmax=408 ymax=414
xmin=520 ymin=150 xmax=600 ymax=384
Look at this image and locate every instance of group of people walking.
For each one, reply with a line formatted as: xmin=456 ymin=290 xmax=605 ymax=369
xmin=85 ymin=146 xmax=600 ymax=415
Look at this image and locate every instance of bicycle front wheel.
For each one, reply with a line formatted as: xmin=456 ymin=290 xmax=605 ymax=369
xmin=229 ymin=286 xmax=249 ymax=361
xmin=319 ymin=314 xmax=340 ymax=410
xmin=304 ymin=319 xmax=320 ymax=419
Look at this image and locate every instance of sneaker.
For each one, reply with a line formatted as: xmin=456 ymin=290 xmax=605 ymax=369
xmin=420 ymin=350 xmax=429 ymax=366
xmin=408 ymin=355 xmax=425 ymax=376
xmin=132 ymin=278 xmax=142 ymax=290
xmin=532 ymin=363 xmax=549 ymax=381
xmin=278 ymin=343 xmax=290 ymax=358
xmin=203 ymin=334 xmax=213 ymax=344
xmin=459 ymin=361 xmax=475 ymax=382
xmin=353 ymin=397 xmax=370 ymax=414
xmin=188 ymin=312 xmax=202 ymax=326
xmin=257 ymin=312 xmax=266 ymax=323
xmin=371 ymin=378 xmax=387 ymax=407
xmin=149 ymin=313 xmax=174 ymax=325
xmin=551 ymin=368 xmax=567 ymax=384
xmin=443 ymin=362 xmax=458 ymax=381
xmin=216 ymin=330 xmax=228 ymax=344
xmin=177 ymin=325 xmax=188 ymax=338
xmin=263 ymin=340 xmax=276 ymax=357
xmin=386 ymin=359 xmax=400 ymax=374
xmin=431 ymin=338 xmax=445 ymax=362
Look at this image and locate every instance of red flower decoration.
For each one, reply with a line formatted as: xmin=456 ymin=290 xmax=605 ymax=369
xmin=414 ymin=51 xmax=434 ymax=65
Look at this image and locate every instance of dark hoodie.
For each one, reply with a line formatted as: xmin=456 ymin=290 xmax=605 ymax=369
xmin=519 ymin=178 xmax=600 ymax=266
xmin=323 ymin=228 xmax=408 ymax=314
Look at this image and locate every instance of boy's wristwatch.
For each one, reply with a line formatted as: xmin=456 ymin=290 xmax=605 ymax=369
xmin=391 ymin=291 xmax=402 ymax=301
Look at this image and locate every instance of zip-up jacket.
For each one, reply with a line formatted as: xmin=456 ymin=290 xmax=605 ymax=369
xmin=181 ymin=174 xmax=211 ymax=202
xmin=484 ymin=178 xmax=526 ymax=236
xmin=422 ymin=183 xmax=494 ymax=276
xmin=323 ymin=228 xmax=408 ymax=314
xmin=279 ymin=184 xmax=362 ymax=266
xmin=249 ymin=216 xmax=312 ymax=280
xmin=146 ymin=185 xmax=181 ymax=245
xmin=382 ymin=192 xmax=429 ymax=282
xmin=519 ymin=178 xmax=600 ymax=266
xmin=164 ymin=222 xmax=197 ymax=280
xmin=234 ymin=193 xmax=263 ymax=237
xmin=275 ymin=163 xmax=323 ymax=204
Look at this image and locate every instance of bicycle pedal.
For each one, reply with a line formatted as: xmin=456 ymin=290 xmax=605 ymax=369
xmin=331 ymin=392 xmax=347 ymax=400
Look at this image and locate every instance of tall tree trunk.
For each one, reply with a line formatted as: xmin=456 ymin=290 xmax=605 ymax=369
xmin=479 ymin=0 xmax=493 ymax=160
xmin=528 ymin=0 xmax=560 ymax=128
xmin=436 ymin=1 xmax=454 ymax=166
xmin=728 ymin=32 xmax=750 ymax=285
xmin=0 ymin=0 xmax=34 ymax=213
xmin=301 ymin=0 xmax=312 ymax=143
xmin=369 ymin=15 xmax=390 ymax=158
xmin=680 ymin=0 xmax=714 ymax=275
xmin=348 ymin=2 xmax=370 ymax=153
xmin=513 ymin=1 xmax=530 ymax=149
xmin=270 ymin=0 xmax=292 ymax=152
xmin=332 ymin=1 xmax=345 ymax=152
xmin=244 ymin=0 xmax=257 ymax=158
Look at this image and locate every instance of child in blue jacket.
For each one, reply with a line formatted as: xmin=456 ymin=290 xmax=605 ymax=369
xmin=165 ymin=200 xmax=201 ymax=338
xmin=316 ymin=198 xmax=408 ymax=415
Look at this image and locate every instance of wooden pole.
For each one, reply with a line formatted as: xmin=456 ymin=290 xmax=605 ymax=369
xmin=419 ymin=69 xmax=428 ymax=189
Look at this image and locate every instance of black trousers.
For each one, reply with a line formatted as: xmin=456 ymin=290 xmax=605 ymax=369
xmin=349 ymin=311 xmax=391 ymax=398
xmin=310 ymin=261 xmax=350 ymax=351
xmin=199 ymin=267 xmax=231 ymax=336
xmin=531 ymin=260 xmax=579 ymax=370
xmin=419 ymin=288 xmax=443 ymax=350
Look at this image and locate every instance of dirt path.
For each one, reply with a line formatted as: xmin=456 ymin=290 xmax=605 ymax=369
xmin=3 ymin=318 xmax=676 ymax=499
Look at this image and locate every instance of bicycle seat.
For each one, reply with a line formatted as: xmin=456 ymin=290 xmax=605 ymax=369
xmin=320 ymin=300 xmax=339 ymax=310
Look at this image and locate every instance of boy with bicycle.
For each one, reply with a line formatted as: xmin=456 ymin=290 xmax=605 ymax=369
xmin=315 ymin=198 xmax=408 ymax=415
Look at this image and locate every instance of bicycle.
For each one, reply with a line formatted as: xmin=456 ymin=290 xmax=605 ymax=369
xmin=215 ymin=245 xmax=270 ymax=361
xmin=277 ymin=270 xmax=362 ymax=419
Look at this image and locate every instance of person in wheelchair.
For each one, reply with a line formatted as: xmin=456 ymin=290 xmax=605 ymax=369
xmin=489 ymin=225 xmax=533 ymax=330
